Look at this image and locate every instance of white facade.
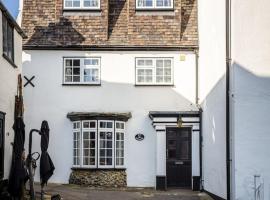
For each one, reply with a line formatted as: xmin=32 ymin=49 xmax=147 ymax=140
xmin=22 ymin=50 xmax=200 ymax=187
xmin=199 ymin=0 xmax=270 ymax=199
xmin=0 ymin=10 xmax=23 ymax=179
xmin=231 ymin=1 xmax=270 ymax=199
xmin=198 ymin=0 xmax=227 ymax=198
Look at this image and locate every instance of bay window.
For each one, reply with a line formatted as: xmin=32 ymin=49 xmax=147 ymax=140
xmin=135 ymin=57 xmax=173 ymax=85
xmin=136 ymin=0 xmax=173 ymax=9
xmin=64 ymin=57 xmax=101 ymax=85
xmin=72 ymin=120 xmax=125 ymax=168
xmin=64 ymin=0 xmax=100 ymax=9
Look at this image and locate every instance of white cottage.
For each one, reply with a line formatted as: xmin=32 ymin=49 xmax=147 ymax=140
xmin=0 ymin=2 xmax=25 ymax=180
xmin=21 ymin=0 xmax=201 ymax=190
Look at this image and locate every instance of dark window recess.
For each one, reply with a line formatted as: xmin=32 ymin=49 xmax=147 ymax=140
xmin=2 ymin=14 xmax=14 ymax=62
xmin=0 ymin=112 xmax=5 ymax=179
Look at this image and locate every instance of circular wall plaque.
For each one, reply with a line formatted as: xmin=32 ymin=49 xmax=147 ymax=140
xmin=135 ymin=133 xmax=145 ymax=141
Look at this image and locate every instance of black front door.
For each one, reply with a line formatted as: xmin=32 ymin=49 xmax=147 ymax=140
xmin=0 ymin=112 xmax=5 ymax=179
xmin=166 ymin=127 xmax=192 ymax=188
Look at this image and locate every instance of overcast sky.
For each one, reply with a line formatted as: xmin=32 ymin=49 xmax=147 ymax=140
xmin=2 ymin=0 xmax=19 ymax=18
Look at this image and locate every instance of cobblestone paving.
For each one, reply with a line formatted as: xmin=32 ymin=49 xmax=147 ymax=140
xmin=37 ymin=184 xmax=213 ymax=200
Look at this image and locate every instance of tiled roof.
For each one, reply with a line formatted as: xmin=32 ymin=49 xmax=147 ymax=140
xmin=22 ymin=0 xmax=198 ymax=49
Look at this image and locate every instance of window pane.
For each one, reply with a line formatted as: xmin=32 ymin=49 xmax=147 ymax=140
xmin=73 ymin=59 xmax=80 ymax=66
xmin=65 ymin=68 xmax=72 ymax=75
xmin=100 ymin=140 xmax=105 ymax=148
xmin=83 ymin=122 xmax=90 ymax=128
xmin=90 ymin=140 xmax=95 ymax=148
xmin=99 ymin=158 xmax=105 ymax=165
xmin=90 ymin=122 xmax=96 ymax=128
xmin=65 ymin=0 xmax=72 ymax=7
xmin=106 ymin=141 xmax=112 ymax=148
xmin=73 ymin=76 xmax=80 ymax=82
xmin=106 ymin=158 xmax=112 ymax=165
xmin=73 ymin=0 xmax=80 ymax=7
xmin=165 ymin=76 xmax=172 ymax=83
xmin=73 ymin=67 xmax=80 ymax=75
xmin=107 ymin=122 xmax=113 ymax=128
xmin=100 ymin=149 xmax=105 ymax=157
xmin=164 ymin=59 xmax=171 ymax=67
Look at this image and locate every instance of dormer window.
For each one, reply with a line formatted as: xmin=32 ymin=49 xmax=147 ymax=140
xmin=64 ymin=0 xmax=100 ymax=10
xmin=136 ymin=0 xmax=173 ymax=10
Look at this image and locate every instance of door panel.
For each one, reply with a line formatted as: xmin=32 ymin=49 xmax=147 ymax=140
xmin=166 ymin=127 xmax=192 ymax=188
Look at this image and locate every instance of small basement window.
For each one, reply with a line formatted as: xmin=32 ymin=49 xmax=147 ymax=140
xmin=135 ymin=57 xmax=173 ymax=85
xmin=64 ymin=0 xmax=100 ymax=10
xmin=72 ymin=120 xmax=125 ymax=169
xmin=136 ymin=0 xmax=173 ymax=10
xmin=63 ymin=57 xmax=101 ymax=85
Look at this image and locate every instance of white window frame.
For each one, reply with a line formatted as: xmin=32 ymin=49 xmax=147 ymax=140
xmin=72 ymin=120 xmax=126 ymax=169
xmin=73 ymin=121 xmax=81 ymax=167
xmin=135 ymin=57 xmax=174 ymax=85
xmin=115 ymin=121 xmax=125 ymax=168
xmin=81 ymin=120 xmax=97 ymax=168
xmin=136 ymin=0 xmax=173 ymax=10
xmin=98 ymin=120 xmax=115 ymax=168
xmin=64 ymin=0 xmax=100 ymax=10
xmin=63 ymin=57 xmax=101 ymax=85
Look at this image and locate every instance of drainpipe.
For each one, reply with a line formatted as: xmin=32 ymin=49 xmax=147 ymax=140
xmin=194 ymin=49 xmax=203 ymax=190
xmin=226 ymin=0 xmax=232 ymax=199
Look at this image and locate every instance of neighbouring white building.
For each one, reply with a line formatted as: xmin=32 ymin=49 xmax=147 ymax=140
xmin=199 ymin=0 xmax=270 ymax=199
xmin=21 ymin=0 xmax=201 ymax=190
xmin=0 ymin=2 xmax=25 ymax=180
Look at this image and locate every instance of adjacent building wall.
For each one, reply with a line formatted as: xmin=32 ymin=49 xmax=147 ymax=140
xmin=22 ymin=50 xmax=198 ymax=186
xmin=231 ymin=1 xmax=270 ymax=199
xmin=0 ymin=11 xmax=23 ymax=179
xmin=198 ymin=0 xmax=227 ymax=198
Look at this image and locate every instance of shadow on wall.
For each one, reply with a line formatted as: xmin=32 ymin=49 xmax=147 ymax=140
xmin=200 ymin=62 xmax=270 ymax=199
xmin=232 ymin=62 xmax=270 ymax=200
xmin=181 ymin=0 xmax=196 ymax=40
xmin=108 ymin=0 xmax=126 ymax=38
xmin=25 ymin=18 xmax=85 ymax=46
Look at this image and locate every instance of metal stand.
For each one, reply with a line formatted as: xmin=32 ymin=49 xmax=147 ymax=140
xmin=26 ymin=129 xmax=41 ymax=200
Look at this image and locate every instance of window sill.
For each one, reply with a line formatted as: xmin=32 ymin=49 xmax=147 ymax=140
xmin=62 ymin=83 xmax=101 ymax=86
xmin=71 ymin=167 xmax=126 ymax=171
xmin=2 ymin=54 xmax=17 ymax=68
xmin=135 ymin=8 xmax=174 ymax=12
xmin=63 ymin=9 xmax=102 ymax=12
xmin=135 ymin=84 xmax=175 ymax=87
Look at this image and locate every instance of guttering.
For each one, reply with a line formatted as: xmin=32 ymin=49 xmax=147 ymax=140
xmin=226 ymin=0 xmax=232 ymax=199
xmin=22 ymin=45 xmax=199 ymax=51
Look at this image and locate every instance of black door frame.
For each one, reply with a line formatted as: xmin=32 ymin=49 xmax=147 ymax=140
xmin=166 ymin=126 xmax=192 ymax=189
xmin=0 ymin=111 xmax=6 ymax=180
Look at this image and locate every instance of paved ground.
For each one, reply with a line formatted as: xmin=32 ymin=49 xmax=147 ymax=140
xmin=35 ymin=184 xmax=213 ymax=200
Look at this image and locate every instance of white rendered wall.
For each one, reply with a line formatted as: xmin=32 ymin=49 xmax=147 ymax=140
xmin=231 ymin=1 xmax=270 ymax=199
xmin=22 ymin=50 xmax=198 ymax=187
xmin=198 ymin=0 xmax=227 ymax=198
xmin=0 ymin=11 xmax=23 ymax=179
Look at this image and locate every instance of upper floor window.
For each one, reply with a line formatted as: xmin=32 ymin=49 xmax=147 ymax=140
xmin=2 ymin=14 xmax=14 ymax=62
xmin=64 ymin=0 xmax=100 ymax=9
xmin=135 ymin=58 xmax=173 ymax=85
xmin=136 ymin=0 xmax=173 ymax=9
xmin=64 ymin=57 xmax=101 ymax=85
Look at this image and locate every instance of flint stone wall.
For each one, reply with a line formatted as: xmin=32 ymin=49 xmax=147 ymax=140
xmin=69 ymin=169 xmax=127 ymax=187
